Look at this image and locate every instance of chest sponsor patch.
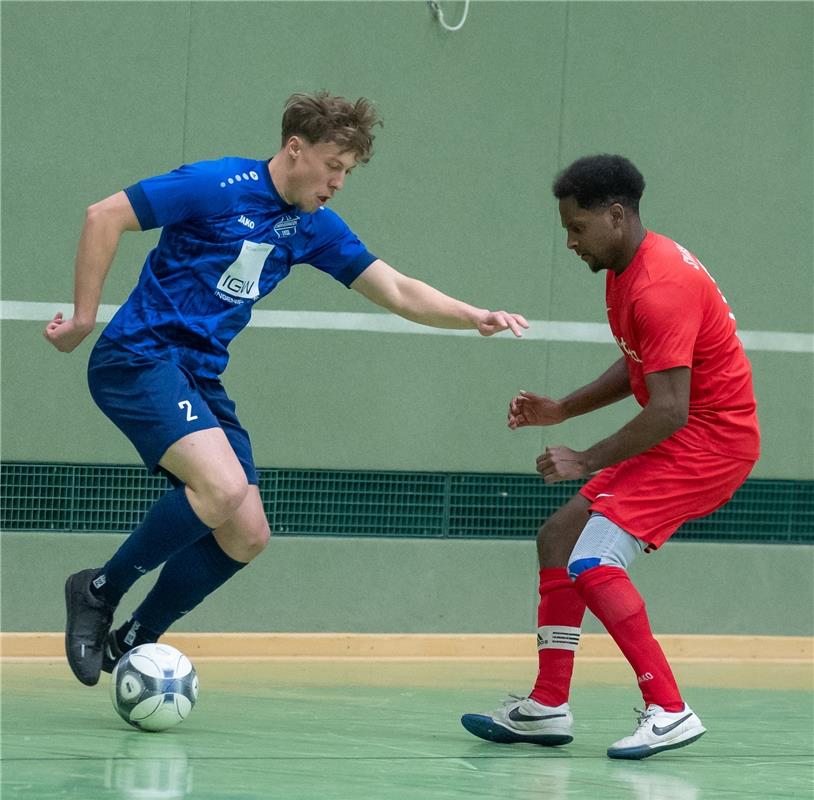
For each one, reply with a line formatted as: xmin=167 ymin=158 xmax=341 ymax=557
xmin=216 ymin=240 xmax=275 ymax=301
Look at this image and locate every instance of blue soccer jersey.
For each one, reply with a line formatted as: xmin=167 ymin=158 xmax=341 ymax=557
xmin=102 ymin=157 xmax=377 ymax=377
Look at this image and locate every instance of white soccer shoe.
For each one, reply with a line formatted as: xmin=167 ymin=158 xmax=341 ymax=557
xmin=461 ymin=695 xmax=573 ymax=746
xmin=607 ymin=704 xmax=706 ymax=760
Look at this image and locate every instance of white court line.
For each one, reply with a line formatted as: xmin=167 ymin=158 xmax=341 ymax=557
xmin=3 ymin=300 xmax=812 ymax=353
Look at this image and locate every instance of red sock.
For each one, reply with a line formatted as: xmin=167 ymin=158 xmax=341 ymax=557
xmin=574 ymin=566 xmax=683 ymax=711
xmin=528 ymin=568 xmax=586 ymax=707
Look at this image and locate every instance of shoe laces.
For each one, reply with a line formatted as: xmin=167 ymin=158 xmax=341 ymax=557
xmin=497 ymin=694 xmax=527 ymax=709
xmin=633 ymin=706 xmax=658 ymax=731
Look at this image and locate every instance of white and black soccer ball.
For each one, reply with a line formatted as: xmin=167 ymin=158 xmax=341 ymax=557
xmin=110 ymin=643 xmax=199 ymax=732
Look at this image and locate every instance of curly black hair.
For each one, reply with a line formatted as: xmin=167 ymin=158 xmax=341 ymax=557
xmin=552 ymin=154 xmax=645 ymax=212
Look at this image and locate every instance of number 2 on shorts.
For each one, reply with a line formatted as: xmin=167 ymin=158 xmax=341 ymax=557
xmin=178 ymin=400 xmax=198 ymax=422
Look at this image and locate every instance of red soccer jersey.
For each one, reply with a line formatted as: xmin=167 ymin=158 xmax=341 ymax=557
xmin=605 ymin=231 xmax=760 ymax=460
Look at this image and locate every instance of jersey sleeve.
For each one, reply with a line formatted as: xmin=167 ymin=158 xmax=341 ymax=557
xmin=632 ymin=281 xmax=702 ymax=374
xmin=124 ymin=160 xmax=233 ymax=230
xmin=303 ymin=208 xmax=377 ymax=287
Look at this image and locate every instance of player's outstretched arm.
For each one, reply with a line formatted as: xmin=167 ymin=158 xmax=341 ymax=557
xmin=44 ymin=191 xmax=141 ymax=353
xmin=536 ymin=366 xmax=690 ymax=483
xmin=508 ymin=358 xmax=632 ymax=430
xmin=350 ymin=259 xmax=528 ymax=337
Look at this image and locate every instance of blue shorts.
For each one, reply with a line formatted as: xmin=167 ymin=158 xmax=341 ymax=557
xmin=87 ymin=335 xmax=258 ymax=486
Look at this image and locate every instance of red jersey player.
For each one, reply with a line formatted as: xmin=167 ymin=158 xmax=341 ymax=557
xmin=461 ymin=154 xmax=760 ymax=760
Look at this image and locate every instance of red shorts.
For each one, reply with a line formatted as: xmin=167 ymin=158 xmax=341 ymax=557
xmin=579 ymin=440 xmax=756 ymax=549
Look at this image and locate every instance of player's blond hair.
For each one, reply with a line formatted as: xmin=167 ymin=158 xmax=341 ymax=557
xmin=281 ymin=91 xmax=382 ymax=164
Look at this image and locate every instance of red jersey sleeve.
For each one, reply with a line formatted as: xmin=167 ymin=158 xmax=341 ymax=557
xmin=631 ymin=281 xmax=702 ymax=374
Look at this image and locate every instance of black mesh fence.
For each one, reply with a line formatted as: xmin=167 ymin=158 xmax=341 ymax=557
xmin=1 ymin=462 xmax=811 ymax=543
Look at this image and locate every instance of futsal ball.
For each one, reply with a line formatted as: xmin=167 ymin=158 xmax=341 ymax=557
xmin=110 ymin=643 xmax=199 ymax=732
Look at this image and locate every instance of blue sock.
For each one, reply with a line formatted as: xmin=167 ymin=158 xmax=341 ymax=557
xmin=114 ymin=619 xmax=161 ymax=652
xmin=93 ymin=486 xmax=211 ymax=606
xmin=132 ymin=533 xmax=246 ymax=635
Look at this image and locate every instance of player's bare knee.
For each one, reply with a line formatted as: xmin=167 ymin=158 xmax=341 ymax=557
xmin=194 ymin=474 xmax=249 ymax=526
xmin=536 ymin=523 xmax=553 ymax=561
xmin=223 ymin=518 xmax=270 ymax=562
xmin=218 ymin=476 xmax=250 ymax=518
xmin=537 ymin=513 xmax=579 ymax=568
xmin=245 ymin=518 xmax=271 ymax=559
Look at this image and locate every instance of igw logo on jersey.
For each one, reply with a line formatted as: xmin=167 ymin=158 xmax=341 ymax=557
xmin=216 ymin=240 xmax=275 ymax=301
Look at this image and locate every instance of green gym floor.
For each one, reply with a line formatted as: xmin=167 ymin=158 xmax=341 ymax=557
xmin=2 ymin=658 xmax=811 ymax=799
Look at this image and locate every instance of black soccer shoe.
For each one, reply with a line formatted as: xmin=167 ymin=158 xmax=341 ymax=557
xmin=101 ymin=630 xmax=125 ymax=674
xmin=64 ymin=568 xmax=115 ymax=686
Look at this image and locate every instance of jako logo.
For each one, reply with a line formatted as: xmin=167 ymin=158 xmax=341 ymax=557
xmin=238 ymin=215 xmax=255 ymax=230
xmin=637 ymin=672 xmax=654 ymax=684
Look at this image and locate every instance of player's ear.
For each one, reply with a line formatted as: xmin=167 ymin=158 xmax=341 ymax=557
xmin=285 ymin=136 xmax=303 ymax=159
xmin=609 ymin=202 xmax=625 ymax=227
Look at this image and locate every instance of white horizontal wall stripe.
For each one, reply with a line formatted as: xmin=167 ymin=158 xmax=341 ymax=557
xmin=3 ymin=300 xmax=812 ymax=353
xmin=735 ymin=330 xmax=814 ymax=354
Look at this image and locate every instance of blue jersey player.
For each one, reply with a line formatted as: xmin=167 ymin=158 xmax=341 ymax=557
xmin=44 ymin=91 xmax=528 ymax=687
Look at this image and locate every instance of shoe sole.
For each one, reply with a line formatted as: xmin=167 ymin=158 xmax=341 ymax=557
xmin=64 ymin=573 xmax=102 ymax=687
xmin=607 ymin=728 xmax=706 ymax=760
xmin=461 ymin=714 xmax=573 ymax=746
